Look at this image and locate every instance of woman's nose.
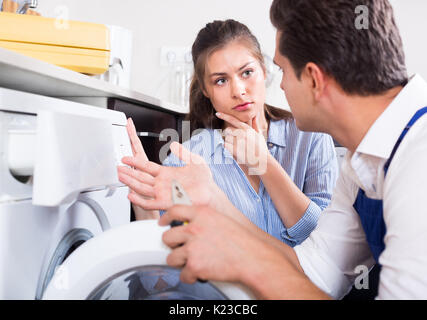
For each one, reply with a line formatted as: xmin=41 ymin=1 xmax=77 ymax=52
xmin=231 ymin=78 xmax=246 ymax=98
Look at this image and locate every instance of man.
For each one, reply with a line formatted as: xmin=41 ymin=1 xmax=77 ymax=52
xmin=119 ymin=0 xmax=427 ymax=299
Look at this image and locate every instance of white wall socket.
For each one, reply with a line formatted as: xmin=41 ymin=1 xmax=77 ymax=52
xmin=160 ymin=46 xmax=192 ymax=67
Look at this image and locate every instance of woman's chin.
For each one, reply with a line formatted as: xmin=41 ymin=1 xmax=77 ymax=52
xmin=234 ymin=111 xmax=256 ymax=123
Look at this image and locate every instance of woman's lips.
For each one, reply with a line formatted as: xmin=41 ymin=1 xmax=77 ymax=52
xmin=233 ymin=102 xmax=253 ymax=111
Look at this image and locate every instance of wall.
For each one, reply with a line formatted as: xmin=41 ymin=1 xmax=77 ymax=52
xmin=38 ymin=0 xmax=282 ymax=107
xmin=389 ymin=0 xmax=427 ymax=79
xmin=38 ymin=0 xmax=427 ymax=110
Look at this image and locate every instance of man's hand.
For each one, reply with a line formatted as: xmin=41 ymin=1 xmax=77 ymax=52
xmin=118 ymin=137 xmax=218 ymax=211
xmin=159 ymin=204 xmax=259 ymax=284
xmin=126 ymin=117 xmax=149 ymax=162
xmin=160 ymin=204 xmax=330 ymax=300
xmin=121 ymin=118 xmax=159 ymax=219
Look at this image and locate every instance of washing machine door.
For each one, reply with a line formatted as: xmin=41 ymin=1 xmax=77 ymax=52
xmin=42 ymin=220 xmax=255 ymax=300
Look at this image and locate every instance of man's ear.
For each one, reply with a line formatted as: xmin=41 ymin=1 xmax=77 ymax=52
xmin=303 ymin=62 xmax=326 ymax=100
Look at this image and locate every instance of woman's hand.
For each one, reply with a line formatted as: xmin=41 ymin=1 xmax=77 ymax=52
xmin=217 ymin=112 xmax=269 ymax=175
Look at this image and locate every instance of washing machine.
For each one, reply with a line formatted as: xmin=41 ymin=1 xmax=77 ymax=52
xmin=0 ymin=87 xmax=133 ymax=299
xmin=42 ymin=220 xmax=255 ymax=300
xmin=0 ymin=87 xmax=255 ymax=300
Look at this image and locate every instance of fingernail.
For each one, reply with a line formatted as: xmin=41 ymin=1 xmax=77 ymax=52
xmin=216 ymin=112 xmax=221 ymax=117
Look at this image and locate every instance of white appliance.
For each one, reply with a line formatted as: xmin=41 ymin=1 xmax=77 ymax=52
xmin=0 ymin=87 xmax=133 ymax=299
xmin=94 ymin=25 xmax=133 ymax=89
xmin=0 ymin=87 xmax=255 ymax=300
xmin=42 ymin=220 xmax=255 ymax=300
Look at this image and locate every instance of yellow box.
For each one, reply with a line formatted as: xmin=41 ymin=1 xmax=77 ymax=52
xmin=0 ymin=12 xmax=110 ymax=75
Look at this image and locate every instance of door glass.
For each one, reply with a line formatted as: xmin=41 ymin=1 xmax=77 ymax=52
xmin=88 ymin=265 xmax=228 ymax=300
xmin=36 ymin=228 xmax=93 ymax=300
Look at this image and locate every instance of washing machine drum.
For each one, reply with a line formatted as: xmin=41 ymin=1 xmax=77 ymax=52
xmin=42 ymin=220 xmax=254 ymax=300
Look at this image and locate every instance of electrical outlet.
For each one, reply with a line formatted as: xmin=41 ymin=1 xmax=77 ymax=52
xmin=160 ymin=46 xmax=192 ymax=67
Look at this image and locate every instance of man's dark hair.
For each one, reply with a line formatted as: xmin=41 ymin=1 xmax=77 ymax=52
xmin=270 ymin=0 xmax=408 ymax=95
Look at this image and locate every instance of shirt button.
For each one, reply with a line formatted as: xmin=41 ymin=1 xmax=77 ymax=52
xmin=281 ymin=230 xmax=292 ymax=239
xmin=256 ymin=198 xmax=261 ymax=202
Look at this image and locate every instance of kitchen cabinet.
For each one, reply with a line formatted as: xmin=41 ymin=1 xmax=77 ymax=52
xmin=107 ymin=98 xmax=186 ymax=222
xmin=107 ymin=98 xmax=185 ymax=165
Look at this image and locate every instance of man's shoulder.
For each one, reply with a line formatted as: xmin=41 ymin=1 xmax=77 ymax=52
xmin=386 ymin=114 xmax=427 ymax=178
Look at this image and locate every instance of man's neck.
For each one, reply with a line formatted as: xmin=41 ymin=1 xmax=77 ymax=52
xmin=329 ymin=86 xmax=404 ymax=153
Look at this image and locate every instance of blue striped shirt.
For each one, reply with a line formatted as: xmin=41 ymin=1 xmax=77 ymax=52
xmin=162 ymin=119 xmax=339 ymax=246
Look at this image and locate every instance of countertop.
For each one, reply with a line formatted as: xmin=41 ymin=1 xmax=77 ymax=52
xmin=0 ymin=47 xmax=187 ymax=115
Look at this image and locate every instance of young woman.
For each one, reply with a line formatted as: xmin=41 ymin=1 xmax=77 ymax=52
xmin=125 ymin=19 xmax=338 ymax=247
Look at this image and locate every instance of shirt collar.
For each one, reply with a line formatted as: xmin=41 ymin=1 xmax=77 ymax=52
xmin=267 ymin=119 xmax=287 ymax=148
xmin=356 ymin=74 xmax=427 ymax=160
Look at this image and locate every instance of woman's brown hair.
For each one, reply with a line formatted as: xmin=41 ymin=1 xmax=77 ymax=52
xmin=187 ymin=19 xmax=292 ymax=133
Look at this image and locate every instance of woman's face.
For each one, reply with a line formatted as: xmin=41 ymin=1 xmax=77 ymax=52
xmin=202 ymin=41 xmax=267 ymax=124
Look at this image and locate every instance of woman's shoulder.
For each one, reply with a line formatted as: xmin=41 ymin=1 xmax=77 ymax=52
xmin=272 ymin=117 xmax=295 ymax=129
xmin=270 ymin=117 xmax=309 ymax=140
xmin=182 ymin=128 xmax=218 ymax=149
xmin=273 ymin=117 xmax=308 ymax=135
xmin=271 ymin=118 xmax=333 ymax=147
xmin=163 ymin=128 xmax=220 ymax=166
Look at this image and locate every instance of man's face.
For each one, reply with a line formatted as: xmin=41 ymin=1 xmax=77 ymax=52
xmin=273 ymin=31 xmax=314 ymax=131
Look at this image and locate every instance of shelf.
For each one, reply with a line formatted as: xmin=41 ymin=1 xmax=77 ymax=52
xmin=0 ymin=47 xmax=186 ymax=114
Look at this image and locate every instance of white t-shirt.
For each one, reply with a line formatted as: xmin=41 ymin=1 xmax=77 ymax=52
xmin=294 ymin=74 xmax=427 ymax=300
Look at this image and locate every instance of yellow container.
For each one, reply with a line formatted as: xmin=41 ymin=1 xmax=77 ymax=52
xmin=0 ymin=12 xmax=110 ymax=75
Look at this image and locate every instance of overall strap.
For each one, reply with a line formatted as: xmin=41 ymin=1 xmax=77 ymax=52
xmin=384 ymin=107 xmax=427 ymax=176
xmin=346 ymin=106 xmax=427 ymax=300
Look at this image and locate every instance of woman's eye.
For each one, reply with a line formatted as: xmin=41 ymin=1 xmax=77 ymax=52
xmin=242 ymin=70 xmax=254 ymax=78
xmin=215 ymin=78 xmax=226 ymax=85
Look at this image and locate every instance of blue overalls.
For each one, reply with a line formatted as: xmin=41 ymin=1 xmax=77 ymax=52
xmin=350 ymin=107 xmax=427 ymax=299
